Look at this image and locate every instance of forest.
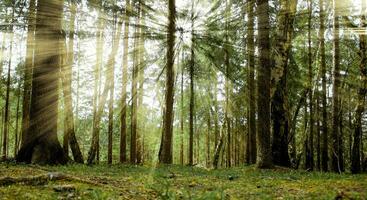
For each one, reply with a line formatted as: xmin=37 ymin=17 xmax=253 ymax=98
xmin=0 ymin=0 xmax=367 ymax=199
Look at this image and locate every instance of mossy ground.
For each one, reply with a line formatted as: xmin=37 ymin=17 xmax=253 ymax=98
xmin=0 ymin=163 xmax=366 ymax=199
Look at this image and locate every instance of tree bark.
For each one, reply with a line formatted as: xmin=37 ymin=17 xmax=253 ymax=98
xmin=16 ymin=0 xmax=67 ymax=165
xmin=246 ymin=0 xmax=257 ymax=165
xmin=159 ymin=0 xmax=176 ymax=164
xmin=305 ymin=0 xmax=314 ymax=170
xmin=188 ymin=1 xmax=195 ymax=166
xmin=256 ymin=0 xmax=273 ymax=168
xmin=319 ymin=0 xmax=328 ymax=172
xmin=120 ymin=0 xmax=130 ymax=164
xmin=89 ymin=6 xmax=104 ymax=164
xmin=61 ymin=2 xmax=84 ymax=163
xmin=21 ymin=0 xmax=36 ymax=147
xmin=2 ymin=6 xmax=15 ymax=160
xmin=331 ymin=0 xmax=342 ymax=173
xmin=108 ymin=14 xmax=122 ymax=165
xmin=351 ymin=1 xmax=366 ymax=173
xmin=130 ymin=2 xmax=141 ymax=164
xmin=180 ymin=51 xmax=184 ymax=165
xmin=271 ymin=0 xmax=297 ymax=168
xmin=14 ymin=83 xmax=21 ymax=156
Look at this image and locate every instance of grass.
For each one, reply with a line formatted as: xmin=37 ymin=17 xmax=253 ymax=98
xmin=0 ymin=163 xmax=366 ymax=199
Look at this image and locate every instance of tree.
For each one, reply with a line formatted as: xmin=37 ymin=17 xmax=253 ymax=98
xmin=89 ymin=1 xmax=105 ymax=164
xmin=130 ymin=1 xmax=141 ymax=164
xmin=21 ymin=0 xmax=36 ymax=147
xmin=16 ymin=0 xmax=67 ymax=165
xmin=120 ymin=0 xmax=131 ymax=163
xmin=108 ymin=12 xmax=122 ymax=165
xmin=61 ymin=0 xmax=84 ymax=163
xmin=245 ymin=0 xmax=256 ymax=165
xmin=256 ymin=0 xmax=273 ymax=168
xmin=271 ymin=0 xmax=297 ymax=168
xmin=331 ymin=0 xmax=343 ymax=173
xmin=305 ymin=0 xmax=314 ymax=170
xmin=2 ymin=4 xmax=15 ymax=160
xmin=319 ymin=0 xmax=328 ymax=172
xmin=351 ymin=0 xmax=366 ymax=174
xmin=159 ymin=0 xmax=176 ymax=164
xmin=187 ymin=0 xmax=195 ymax=166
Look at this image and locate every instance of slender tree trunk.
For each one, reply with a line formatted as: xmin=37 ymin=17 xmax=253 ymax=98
xmin=130 ymin=3 xmax=141 ymax=164
xmin=213 ymin=124 xmax=225 ymax=169
xmin=89 ymin=7 xmax=104 ymax=164
xmin=108 ymin=15 xmax=122 ymax=165
xmin=2 ymin=6 xmax=15 ymax=160
xmin=188 ymin=1 xmax=195 ymax=166
xmin=351 ymin=1 xmax=366 ymax=173
xmin=316 ymin=90 xmax=321 ymax=170
xmin=61 ymin=2 xmax=84 ymax=163
xmin=225 ymin=54 xmax=231 ymax=168
xmin=207 ymin=107 xmax=211 ymax=167
xmin=17 ymin=0 xmax=67 ymax=165
xmin=180 ymin=51 xmax=184 ymax=165
xmin=256 ymin=0 xmax=273 ymax=168
xmin=137 ymin=7 xmax=145 ymax=164
xmin=159 ymin=0 xmax=176 ymax=164
xmin=305 ymin=0 xmax=314 ymax=170
xmin=120 ymin=0 xmax=130 ymax=164
xmin=331 ymin=0 xmax=342 ymax=173
xmin=14 ymin=82 xmax=21 ymax=156
xmin=224 ymin=0 xmax=231 ymax=168
xmin=319 ymin=0 xmax=328 ymax=172
xmin=245 ymin=0 xmax=257 ymax=165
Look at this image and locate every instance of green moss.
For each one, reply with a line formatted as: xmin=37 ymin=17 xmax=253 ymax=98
xmin=0 ymin=163 xmax=366 ymax=199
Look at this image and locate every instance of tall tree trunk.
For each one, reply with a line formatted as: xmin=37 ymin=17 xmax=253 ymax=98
xmin=319 ymin=0 xmax=328 ymax=172
xmin=61 ymin=2 xmax=84 ymax=163
xmin=120 ymin=0 xmax=130 ymax=164
xmin=206 ymin=106 xmax=211 ymax=167
xmin=137 ymin=7 xmax=145 ymax=164
xmin=21 ymin=0 xmax=36 ymax=146
xmin=331 ymin=0 xmax=342 ymax=173
xmin=16 ymin=0 xmax=67 ymax=165
xmin=305 ymin=0 xmax=314 ymax=170
xmin=2 ymin=6 xmax=15 ymax=160
xmin=159 ymin=0 xmax=176 ymax=164
xmin=213 ymin=124 xmax=225 ymax=169
xmin=246 ymin=0 xmax=257 ymax=165
xmin=89 ymin=7 xmax=104 ymax=164
xmin=271 ymin=0 xmax=297 ymax=168
xmin=225 ymin=0 xmax=231 ymax=169
xmin=351 ymin=1 xmax=366 ymax=173
xmin=180 ymin=51 xmax=184 ymax=165
xmin=130 ymin=2 xmax=141 ymax=164
xmin=108 ymin=15 xmax=122 ymax=165
xmin=256 ymin=0 xmax=273 ymax=168
xmin=316 ymin=90 xmax=321 ymax=170
xmin=14 ymin=82 xmax=21 ymax=156
xmin=188 ymin=1 xmax=195 ymax=166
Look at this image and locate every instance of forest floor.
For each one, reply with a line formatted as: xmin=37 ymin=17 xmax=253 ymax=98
xmin=0 ymin=163 xmax=366 ymax=200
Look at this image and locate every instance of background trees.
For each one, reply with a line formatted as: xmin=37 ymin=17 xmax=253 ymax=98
xmin=0 ymin=0 xmax=365 ymax=173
